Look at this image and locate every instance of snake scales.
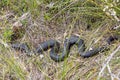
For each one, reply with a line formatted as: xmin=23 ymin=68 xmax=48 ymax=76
xmin=11 ymin=35 xmax=119 ymax=62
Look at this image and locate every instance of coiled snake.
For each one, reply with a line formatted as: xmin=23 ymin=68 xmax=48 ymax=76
xmin=11 ymin=35 xmax=119 ymax=62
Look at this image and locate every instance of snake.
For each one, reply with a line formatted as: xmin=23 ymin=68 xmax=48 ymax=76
xmin=11 ymin=35 xmax=119 ymax=62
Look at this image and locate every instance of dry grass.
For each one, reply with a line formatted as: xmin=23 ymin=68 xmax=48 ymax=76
xmin=0 ymin=0 xmax=120 ymax=80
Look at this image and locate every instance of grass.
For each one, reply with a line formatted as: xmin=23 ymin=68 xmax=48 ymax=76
xmin=0 ymin=0 xmax=120 ymax=80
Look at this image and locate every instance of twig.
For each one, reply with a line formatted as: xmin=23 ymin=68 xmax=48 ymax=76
xmin=13 ymin=12 xmax=30 ymax=27
xmin=112 ymin=73 xmax=120 ymax=80
xmin=0 ymin=39 xmax=9 ymax=48
xmin=97 ymin=45 xmax=120 ymax=80
xmin=0 ymin=12 xmax=14 ymax=20
xmin=107 ymin=64 xmax=114 ymax=80
xmin=49 ymin=0 xmax=78 ymax=21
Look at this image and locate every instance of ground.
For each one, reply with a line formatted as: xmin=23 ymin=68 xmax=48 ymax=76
xmin=0 ymin=0 xmax=120 ymax=80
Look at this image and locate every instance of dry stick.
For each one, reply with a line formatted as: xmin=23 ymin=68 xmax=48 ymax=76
xmin=0 ymin=12 xmax=14 ymax=20
xmin=97 ymin=45 xmax=120 ymax=80
xmin=0 ymin=39 xmax=9 ymax=48
xmin=112 ymin=73 xmax=120 ymax=80
xmin=13 ymin=12 xmax=30 ymax=27
xmin=49 ymin=0 xmax=78 ymax=21
xmin=113 ymin=23 xmax=120 ymax=30
xmin=107 ymin=65 xmax=120 ymax=80
xmin=112 ymin=14 xmax=120 ymax=30
xmin=107 ymin=64 xmax=114 ymax=80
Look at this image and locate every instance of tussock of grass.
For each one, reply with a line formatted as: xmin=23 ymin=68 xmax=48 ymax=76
xmin=0 ymin=0 xmax=120 ymax=80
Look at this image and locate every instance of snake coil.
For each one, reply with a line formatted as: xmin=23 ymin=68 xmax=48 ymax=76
xmin=11 ymin=35 xmax=119 ymax=62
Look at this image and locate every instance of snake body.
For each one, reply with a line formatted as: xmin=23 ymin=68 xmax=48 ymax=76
xmin=11 ymin=35 xmax=119 ymax=62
